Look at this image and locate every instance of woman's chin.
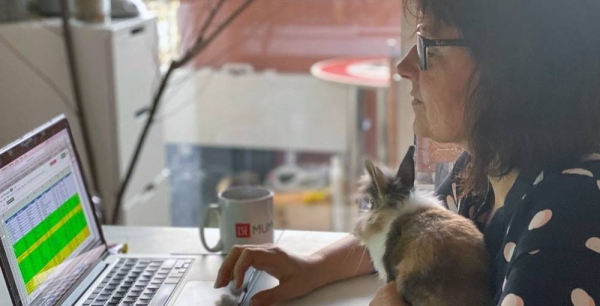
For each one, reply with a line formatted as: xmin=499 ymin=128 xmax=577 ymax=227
xmin=413 ymin=121 xmax=430 ymax=139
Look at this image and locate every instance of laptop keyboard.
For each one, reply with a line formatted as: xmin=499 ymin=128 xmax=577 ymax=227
xmin=83 ymin=258 xmax=193 ymax=306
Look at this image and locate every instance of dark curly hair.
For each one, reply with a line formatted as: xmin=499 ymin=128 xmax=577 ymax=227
xmin=405 ymin=0 xmax=600 ymax=194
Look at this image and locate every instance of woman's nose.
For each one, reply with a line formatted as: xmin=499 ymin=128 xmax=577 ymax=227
xmin=397 ymin=44 xmax=419 ymax=81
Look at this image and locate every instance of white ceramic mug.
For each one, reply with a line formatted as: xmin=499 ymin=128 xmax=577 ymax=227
xmin=200 ymin=186 xmax=274 ymax=253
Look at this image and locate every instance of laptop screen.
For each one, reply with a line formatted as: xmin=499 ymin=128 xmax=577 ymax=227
xmin=0 ymin=116 xmax=105 ymax=306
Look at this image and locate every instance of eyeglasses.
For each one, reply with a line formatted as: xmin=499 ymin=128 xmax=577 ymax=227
xmin=417 ymin=32 xmax=467 ymax=70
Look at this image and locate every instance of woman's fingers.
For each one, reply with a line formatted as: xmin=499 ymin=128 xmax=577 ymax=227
xmin=215 ymin=244 xmax=280 ymax=289
xmin=233 ymin=246 xmax=283 ymax=288
xmin=369 ymin=281 xmax=406 ymax=306
xmin=214 ymin=245 xmax=246 ymax=288
xmin=232 ymin=248 xmax=256 ymax=289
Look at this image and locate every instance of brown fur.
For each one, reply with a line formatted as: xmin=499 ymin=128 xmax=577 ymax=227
xmin=390 ymin=206 xmax=490 ymax=306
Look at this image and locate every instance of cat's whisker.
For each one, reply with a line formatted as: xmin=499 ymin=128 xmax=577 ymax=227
xmin=342 ymin=240 xmax=356 ymax=264
xmin=340 ymin=238 xmax=360 ymax=265
xmin=354 ymin=247 xmax=367 ymax=276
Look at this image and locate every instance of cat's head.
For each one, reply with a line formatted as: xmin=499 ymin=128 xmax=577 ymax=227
xmin=360 ymin=146 xmax=415 ymax=210
xmin=354 ymin=146 xmax=416 ymax=240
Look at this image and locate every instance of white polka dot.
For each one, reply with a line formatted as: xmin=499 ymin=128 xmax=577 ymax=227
xmin=585 ymin=237 xmax=600 ymax=254
xmin=533 ymin=171 xmax=544 ymax=185
xmin=528 ymin=209 xmax=553 ymax=230
xmin=504 ymin=242 xmax=516 ymax=262
xmin=501 ymin=293 xmax=524 ymax=306
xmin=562 ymin=168 xmax=594 ymax=177
xmin=571 ymin=288 xmax=596 ymax=306
xmin=583 ymin=153 xmax=600 ymax=162
xmin=521 ymin=194 xmax=527 ymax=200
xmin=597 ymin=180 xmax=600 ymax=191
xmin=529 ymin=249 xmax=540 ymax=255
xmin=502 ymin=278 xmax=507 ymax=290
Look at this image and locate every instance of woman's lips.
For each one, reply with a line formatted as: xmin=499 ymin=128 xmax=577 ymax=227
xmin=412 ymin=99 xmax=424 ymax=106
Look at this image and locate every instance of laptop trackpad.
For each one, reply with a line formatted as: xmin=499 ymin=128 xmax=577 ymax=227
xmin=173 ymin=281 xmax=238 ymax=306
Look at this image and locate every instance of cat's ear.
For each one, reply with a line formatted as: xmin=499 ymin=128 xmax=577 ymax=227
xmin=365 ymin=159 xmax=387 ymax=196
xmin=396 ymin=146 xmax=415 ymax=187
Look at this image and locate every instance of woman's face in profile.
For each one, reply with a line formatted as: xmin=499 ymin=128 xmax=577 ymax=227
xmin=397 ymin=19 xmax=475 ymax=147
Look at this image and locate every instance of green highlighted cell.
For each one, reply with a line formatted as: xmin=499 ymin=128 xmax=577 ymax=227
xmin=11 ymin=194 xmax=89 ymax=288
xmin=13 ymin=194 xmax=80 ymax=258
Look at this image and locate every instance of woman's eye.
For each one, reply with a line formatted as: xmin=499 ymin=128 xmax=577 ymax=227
xmin=427 ymin=49 xmax=439 ymax=58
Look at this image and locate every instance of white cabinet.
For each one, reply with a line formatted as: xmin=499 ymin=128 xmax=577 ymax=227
xmin=0 ymin=15 xmax=170 ymax=225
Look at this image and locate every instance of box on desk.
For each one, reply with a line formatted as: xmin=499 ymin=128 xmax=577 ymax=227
xmin=273 ymin=191 xmax=332 ymax=232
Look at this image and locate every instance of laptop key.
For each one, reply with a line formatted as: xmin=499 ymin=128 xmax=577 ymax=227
xmin=147 ymin=284 xmax=176 ymax=306
xmin=97 ymin=295 xmax=110 ymax=302
xmin=128 ymin=291 xmax=141 ymax=298
xmin=164 ymin=277 xmax=181 ymax=285
xmin=123 ymin=297 xmax=137 ymax=303
xmin=160 ymin=259 xmax=176 ymax=269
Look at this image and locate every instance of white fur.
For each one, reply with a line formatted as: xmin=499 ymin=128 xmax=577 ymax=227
xmin=366 ymin=217 xmax=395 ymax=282
xmin=365 ymin=190 xmax=443 ymax=282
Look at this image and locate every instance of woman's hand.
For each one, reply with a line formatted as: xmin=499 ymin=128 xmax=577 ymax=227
xmin=370 ymin=281 xmax=409 ymax=306
xmin=214 ymin=244 xmax=322 ymax=306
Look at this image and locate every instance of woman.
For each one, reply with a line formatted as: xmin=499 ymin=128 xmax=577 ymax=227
xmin=215 ymin=0 xmax=600 ymax=304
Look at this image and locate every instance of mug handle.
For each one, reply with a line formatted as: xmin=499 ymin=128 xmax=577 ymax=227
xmin=200 ymin=203 xmax=224 ymax=252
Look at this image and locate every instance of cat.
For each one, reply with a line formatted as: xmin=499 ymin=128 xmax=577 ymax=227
xmin=354 ymin=146 xmax=492 ymax=306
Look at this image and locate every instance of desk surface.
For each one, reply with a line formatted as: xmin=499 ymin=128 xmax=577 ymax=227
xmin=0 ymin=226 xmax=380 ymax=305
xmin=102 ymin=226 xmax=380 ymax=305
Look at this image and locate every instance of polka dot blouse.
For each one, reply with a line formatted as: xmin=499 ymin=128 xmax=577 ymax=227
xmin=437 ymin=152 xmax=600 ymax=305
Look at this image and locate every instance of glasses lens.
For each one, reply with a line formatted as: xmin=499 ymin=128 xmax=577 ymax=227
xmin=417 ymin=34 xmax=426 ymax=70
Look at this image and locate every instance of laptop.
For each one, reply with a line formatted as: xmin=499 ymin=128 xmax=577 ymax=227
xmin=0 ymin=115 xmax=267 ymax=306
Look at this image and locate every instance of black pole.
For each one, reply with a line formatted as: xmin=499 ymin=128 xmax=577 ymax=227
xmin=112 ymin=0 xmax=256 ymax=224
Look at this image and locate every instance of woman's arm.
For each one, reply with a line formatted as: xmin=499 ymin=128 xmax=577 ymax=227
xmin=214 ymin=235 xmax=374 ymax=306
xmin=499 ymin=248 xmax=600 ymax=305
xmin=310 ymin=234 xmax=375 ymax=288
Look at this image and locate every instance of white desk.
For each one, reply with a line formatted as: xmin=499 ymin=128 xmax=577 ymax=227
xmin=103 ymin=226 xmax=380 ymax=305
xmin=0 ymin=226 xmax=380 ymax=305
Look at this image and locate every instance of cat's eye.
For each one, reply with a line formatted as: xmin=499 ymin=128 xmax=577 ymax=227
xmin=358 ymin=198 xmax=374 ymax=211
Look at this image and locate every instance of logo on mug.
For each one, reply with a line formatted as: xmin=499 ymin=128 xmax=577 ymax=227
xmin=236 ymin=223 xmax=251 ymax=238
xmin=235 ymin=221 xmax=273 ymax=238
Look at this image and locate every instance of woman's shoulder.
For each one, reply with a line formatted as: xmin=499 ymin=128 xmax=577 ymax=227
xmin=507 ymin=156 xmax=600 ymax=258
xmin=528 ymin=155 xmax=600 ymax=207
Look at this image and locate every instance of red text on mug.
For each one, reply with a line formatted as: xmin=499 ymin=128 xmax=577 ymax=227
xmin=235 ymin=223 xmax=251 ymax=238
